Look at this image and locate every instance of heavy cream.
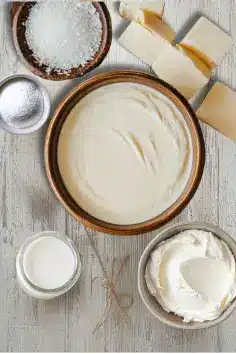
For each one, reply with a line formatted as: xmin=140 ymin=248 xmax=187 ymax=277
xmin=23 ymin=236 xmax=76 ymax=289
xmin=58 ymin=83 xmax=192 ymax=225
xmin=16 ymin=232 xmax=81 ymax=299
xmin=145 ymin=230 xmax=236 ymax=322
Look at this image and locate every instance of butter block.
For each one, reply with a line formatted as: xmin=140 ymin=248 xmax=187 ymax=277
xmin=119 ymin=21 xmax=173 ymax=66
xmin=137 ymin=9 xmax=176 ymax=43
xmin=152 ymin=45 xmax=209 ymax=99
xmin=197 ymin=82 xmax=236 ymax=141
xmin=176 ymin=45 xmax=212 ymax=78
xmin=119 ymin=1 xmax=164 ymax=21
xmin=181 ymin=16 xmax=233 ymax=68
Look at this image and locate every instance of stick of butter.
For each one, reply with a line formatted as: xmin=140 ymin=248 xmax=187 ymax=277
xmin=176 ymin=45 xmax=212 ymax=78
xmin=197 ymin=82 xmax=236 ymax=141
xmin=136 ymin=9 xmax=176 ymax=43
xmin=152 ymin=45 xmax=210 ymax=99
xmin=119 ymin=21 xmax=173 ymax=66
xmin=119 ymin=1 xmax=165 ymax=21
xmin=180 ymin=16 xmax=233 ymax=69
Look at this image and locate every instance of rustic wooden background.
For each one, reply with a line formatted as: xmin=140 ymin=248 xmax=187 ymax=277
xmin=0 ymin=0 xmax=236 ymax=352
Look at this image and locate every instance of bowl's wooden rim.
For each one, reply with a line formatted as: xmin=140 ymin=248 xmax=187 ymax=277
xmin=11 ymin=1 xmax=112 ymax=81
xmin=45 ymin=71 xmax=205 ymax=235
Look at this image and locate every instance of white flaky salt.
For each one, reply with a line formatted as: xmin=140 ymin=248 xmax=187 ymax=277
xmin=25 ymin=0 xmax=102 ymax=72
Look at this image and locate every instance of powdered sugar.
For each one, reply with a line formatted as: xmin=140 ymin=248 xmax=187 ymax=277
xmin=25 ymin=0 xmax=102 ymax=73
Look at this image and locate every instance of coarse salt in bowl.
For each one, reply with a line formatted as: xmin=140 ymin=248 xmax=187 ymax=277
xmin=25 ymin=1 xmax=102 ymax=72
xmin=11 ymin=1 xmax=112 ymax=80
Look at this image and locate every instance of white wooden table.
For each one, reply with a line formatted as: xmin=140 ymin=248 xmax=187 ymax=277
xmin=1 ymin=0 xmax=236 ymax=351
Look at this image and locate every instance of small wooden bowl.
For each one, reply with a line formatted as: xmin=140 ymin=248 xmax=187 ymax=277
xmin=45 ymin=71 xmax=205 ymax=236
xmin=11 ymin=2 xmax=112 ymax=81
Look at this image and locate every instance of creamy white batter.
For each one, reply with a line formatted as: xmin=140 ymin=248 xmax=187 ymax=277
xmin=145 ymin=230 xmax=236 ymax=322
xmin=58 ymin=83 xmax=192 ymax=225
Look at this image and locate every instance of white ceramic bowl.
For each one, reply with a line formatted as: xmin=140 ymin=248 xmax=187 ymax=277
xmin=138 ymin=222 xmax=236 ymax=329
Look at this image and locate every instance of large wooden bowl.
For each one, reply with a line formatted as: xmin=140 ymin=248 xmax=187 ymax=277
xmin=11 ymin=2 xmax=112 ymax=81
xmin=45 ymin=71 xmax=205 ymax=235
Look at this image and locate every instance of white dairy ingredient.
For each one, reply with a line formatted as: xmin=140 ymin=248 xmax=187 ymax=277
xmin=145 ymin=230 xmax=236 ymax=322
xmin=58 ymin=83 xmax=192 ymax=225
xmin=23 ymin=236 xmax=76 ymax=289
xmin=25 ymin=0 xmax=102 ymax=72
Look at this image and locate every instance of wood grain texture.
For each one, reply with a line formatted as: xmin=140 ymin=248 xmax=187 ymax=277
xmin=0 ymin=0 xmax=236 ymax=351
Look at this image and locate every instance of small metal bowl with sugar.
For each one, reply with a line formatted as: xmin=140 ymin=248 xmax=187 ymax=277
xmin=0 ymin=74 xmax=50 ymax=135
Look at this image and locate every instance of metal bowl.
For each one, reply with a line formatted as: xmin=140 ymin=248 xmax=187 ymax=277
xmin=0 ymin=74 xmax=50 ymax=135
xmin=138 ymin=222 xmax=236 ymax=329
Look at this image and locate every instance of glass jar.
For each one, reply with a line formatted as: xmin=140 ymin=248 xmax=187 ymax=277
xmin=16 ymin=231 xmax=81 ymax=299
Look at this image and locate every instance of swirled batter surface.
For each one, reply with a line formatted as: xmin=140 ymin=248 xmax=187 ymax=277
xmin=58 ymin=83 xmax=192 ymax=224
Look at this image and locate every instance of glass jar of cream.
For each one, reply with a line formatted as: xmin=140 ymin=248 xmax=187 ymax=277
xmin=16 ymin=231 xmax=81 ymax=299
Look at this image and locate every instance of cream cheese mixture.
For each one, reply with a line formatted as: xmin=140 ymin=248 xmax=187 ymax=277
xmin=145 ymin=230 xmax=236 ymax=322
xmin=58 ymin=83 xmax=192 ymax=225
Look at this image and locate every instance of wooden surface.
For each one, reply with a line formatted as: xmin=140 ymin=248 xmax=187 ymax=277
xmin=0 ymin=0 xmax=236 ymax=352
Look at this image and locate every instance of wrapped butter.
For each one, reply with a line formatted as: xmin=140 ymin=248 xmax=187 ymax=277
xmin=119 ymin=0 xmax=165 ymax=21
xmin=197 ymin=82 xmax=236 ymax=141
xmin=180 ymin=16 xmax=233 ymax=69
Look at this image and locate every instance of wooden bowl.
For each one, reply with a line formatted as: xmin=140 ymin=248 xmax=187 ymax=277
xmin=45 ymin=71 xmax=205 ymax=235
xmin=11 ymin=2 xmax=112 ymax=81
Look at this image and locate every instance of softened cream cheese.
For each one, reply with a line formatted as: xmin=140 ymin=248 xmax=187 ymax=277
xmin=58 ymin=83 xmax=192 ymax=225
xmin=145 ymin=230 xmax=236 ymax=322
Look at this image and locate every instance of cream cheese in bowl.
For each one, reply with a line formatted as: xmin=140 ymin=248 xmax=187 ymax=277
xmin=145 ymin=229 xmax=236 ymax=323
xmin=57 ymin=83 xmax=193 ymax=225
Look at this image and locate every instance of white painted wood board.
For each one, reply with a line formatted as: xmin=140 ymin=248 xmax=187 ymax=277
xmin=0 ymin=0 xmax=236 ymax=351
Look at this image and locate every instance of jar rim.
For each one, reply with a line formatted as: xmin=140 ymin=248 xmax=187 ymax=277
xmin=17 ymin=231 xmax=81 ymax=294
